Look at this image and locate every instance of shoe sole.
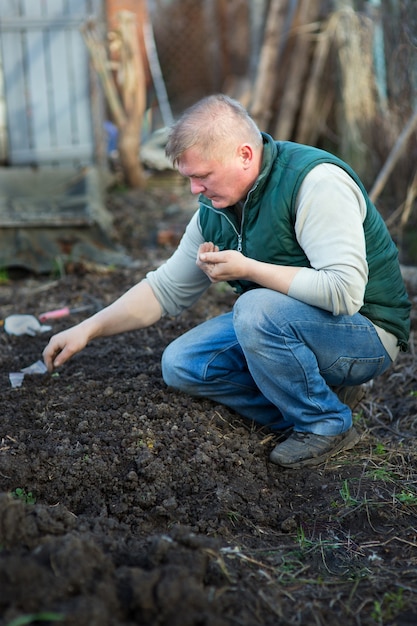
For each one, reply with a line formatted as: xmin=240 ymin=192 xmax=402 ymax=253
xmin=272 ymin=427 xmax=361 ymax=469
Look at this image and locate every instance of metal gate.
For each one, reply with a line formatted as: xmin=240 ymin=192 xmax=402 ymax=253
xmin=0 ymin=0 xmax=104 ymax=166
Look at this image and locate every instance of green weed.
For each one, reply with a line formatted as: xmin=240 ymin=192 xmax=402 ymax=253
xmin=12 ymin=488 xmax=36 ymax=505
xmin=51 ymin=256 xmax=66 ymax=279
xmin=6 ymin=612 xmax=64 ymax=625
xmin=296 ymin=525 xmax=315 ymax=550
xmin=0 ymin=267 xmax=9 ymax=284
xmin=367 ymin=467 xmax=395 ymax=482
xmin=227 ymin=511 xmax=241 ymax=526
xmin=371 ymin=588 xmax=405 ymax=623
xmin=373 ymin=442 xmax=387 ymax=455
xmin=339 ymin=479 xmax=358 ymax=506
xmin=396 ymin=490 xmax=417 ymax=505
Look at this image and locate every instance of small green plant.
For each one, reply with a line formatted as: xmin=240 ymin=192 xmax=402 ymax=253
xmin=6 ymin=613 xmax=64 ymax=626
xmin=373 ymin=442 xmax=387 ymax=455
xmin=296 ymin=525 xmax=314 ymax=550
xmin=51 ymin=256 xmax=66 ymax=279
xmin=367 ymin=467 xmax=395 ymax=482
xmin=339 ymin=479 xmax=357 ymax=506
xmin=12 ymin=488 xmax=36 ymax=505
xmin=0 ymin=267 xmax=9 ymax=284
xmin=409 ymin=390 xmax=417 ymax=397
xmin=372 ymin=598 xmax=383 ymax=624
xmin=275 ymin=554 xmax=309 ymax=583
xmin=396 ymin=490 xmax=417 ymax=505
xmin=227 ymin=511 xmax=241 ymax=526
xmin=371 ymin=589 xmax=405 ymax=623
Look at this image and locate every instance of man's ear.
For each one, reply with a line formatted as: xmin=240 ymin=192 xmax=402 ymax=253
xmin=239 ymin=144 xmax=253 ymax=168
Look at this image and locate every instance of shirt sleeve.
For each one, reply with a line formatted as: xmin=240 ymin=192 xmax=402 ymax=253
xmin=287 ymin=163 xmax=368 ymax=315
xmin=145 ymin=210 xmax=211 ymax=316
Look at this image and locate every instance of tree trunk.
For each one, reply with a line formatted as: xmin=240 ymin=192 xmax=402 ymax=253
xmin=118 ymin=117 xmax=146 ymax=188
xmin=116 ymin=10 xmax=147 ymax=188
xmin=82 ymin=9 xmax=147 ymax=189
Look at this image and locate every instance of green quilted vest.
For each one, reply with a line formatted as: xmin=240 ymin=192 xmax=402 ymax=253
xmin=199 ymin=134 xmax=410 ymax=349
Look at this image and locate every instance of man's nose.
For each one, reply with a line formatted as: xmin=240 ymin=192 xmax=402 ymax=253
xmin=190 ymin=179 xmax=205 ymax=194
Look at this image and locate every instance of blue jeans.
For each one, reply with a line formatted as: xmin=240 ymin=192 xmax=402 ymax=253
xmin=161 ymin=289 xmax=392 ymax=436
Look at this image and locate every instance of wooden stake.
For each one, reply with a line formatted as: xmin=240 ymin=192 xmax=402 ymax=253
xmin=249 ymin=0 xmax=289 ymax=130
xmin=273 ymin=0 xmax=322 ymax=141
xmin=369 ymin=107 xmax=417 ymax=203
xmin=295 ymin=21 xmax=332 ymax=145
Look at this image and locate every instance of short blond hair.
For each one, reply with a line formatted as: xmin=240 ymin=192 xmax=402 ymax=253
xmin=165 ymin=94 xmax=262 ymax=165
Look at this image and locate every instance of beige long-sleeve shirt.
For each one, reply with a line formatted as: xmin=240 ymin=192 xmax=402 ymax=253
xmin=146 ymin=163 xmax=399 ymax=360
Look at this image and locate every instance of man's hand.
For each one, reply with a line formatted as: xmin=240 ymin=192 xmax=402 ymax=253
xmin=43 ymin=324 xmax=89 ymax=372
xmin=42 ymin=281 xmax=163 ymax=373
xmin=197 ymin=242 xmax=248 ymax=282
xmin=197 ymin=241 xmax=301 ymax=293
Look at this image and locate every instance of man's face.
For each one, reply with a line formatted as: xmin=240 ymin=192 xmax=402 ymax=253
xmin=177 ymin=145 xmax=255 ymax=209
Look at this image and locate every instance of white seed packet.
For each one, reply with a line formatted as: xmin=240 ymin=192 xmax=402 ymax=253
xmin=20 ymin=360 xmax=48 ymax=375
xmin=9 ymin=372 xmax=25 ymax=388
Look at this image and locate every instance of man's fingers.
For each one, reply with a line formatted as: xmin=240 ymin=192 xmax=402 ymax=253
xmin=197 ymin=242 xmax=219 ymax=259
xmin=199 ymin=251 xmax=223 ymax=263
xmin=43 ymin=346 xmax=60 ymax=372
xmin=43 ymin=339 xmax=69 ymax=371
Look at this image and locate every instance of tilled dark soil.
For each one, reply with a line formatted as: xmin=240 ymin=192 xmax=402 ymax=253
xmin=1 ymin=182 xmax=417 ymax=626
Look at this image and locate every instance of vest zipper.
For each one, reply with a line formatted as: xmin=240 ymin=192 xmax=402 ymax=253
xmin=201 ymin=203 xmax=241 ymax=251
xmin=201 ymin=182 xmax=257 ymax=253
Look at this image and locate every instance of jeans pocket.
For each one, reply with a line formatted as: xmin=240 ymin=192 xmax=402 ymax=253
xmin=321 ymin=355 xmax=389 ymax=386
